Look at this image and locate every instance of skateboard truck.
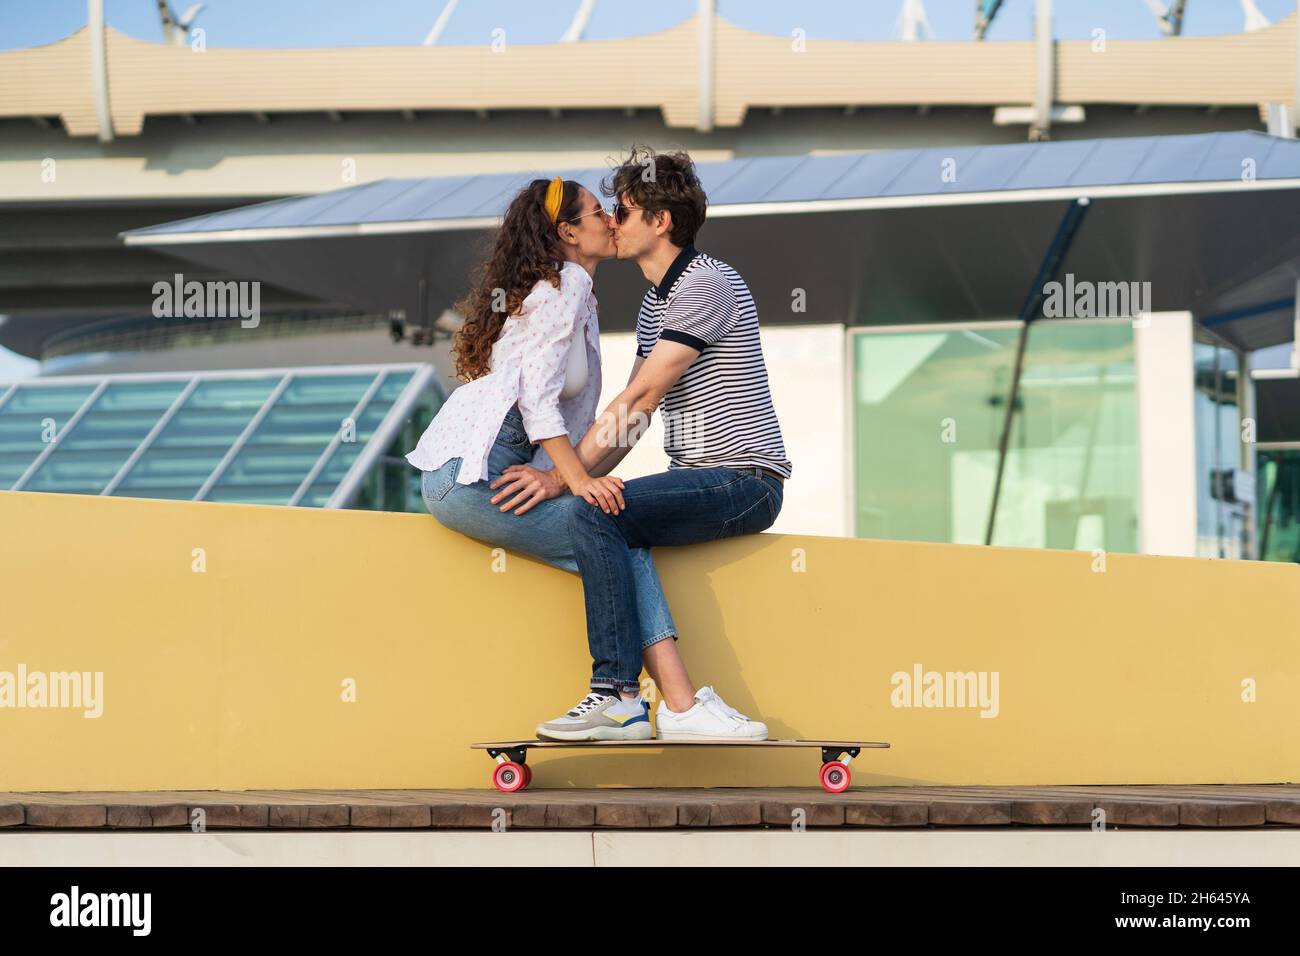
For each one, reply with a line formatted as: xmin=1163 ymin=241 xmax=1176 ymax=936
xmin=821 ymin=746 xmax=860 ymax=764
xmin=487 ymin=746 xmax=529 ymax=765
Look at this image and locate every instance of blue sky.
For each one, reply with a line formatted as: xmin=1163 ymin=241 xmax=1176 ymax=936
xmin=2 ymin=0 xmax=1297 ymax=49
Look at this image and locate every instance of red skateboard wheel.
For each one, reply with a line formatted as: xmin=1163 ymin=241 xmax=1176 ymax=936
xmin=521 ymin=764 xmax=533 ymax=789
xmin=820 ymin=760 xmax=852 ymax=794
xmin=493 ymin=761 xmax=528 ymax=792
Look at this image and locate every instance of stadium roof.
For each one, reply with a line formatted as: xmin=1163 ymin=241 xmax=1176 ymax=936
xmin=123 ymin=131 xmax=1300 ymax=352
xmin=2 ymin=13 xmax=1296 ymax=136
xmin=0 ymin=364 xmax=438 ymax=508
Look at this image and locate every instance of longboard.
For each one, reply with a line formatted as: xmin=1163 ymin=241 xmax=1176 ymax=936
xmin=470 ymin=738 xmax=889 ymax=793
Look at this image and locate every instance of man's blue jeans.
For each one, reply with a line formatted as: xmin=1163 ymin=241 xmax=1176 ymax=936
xmin=420 ymin=403 xmax=677 ymax=693
xmin=561 ymin=465 xmax=784 ymax=695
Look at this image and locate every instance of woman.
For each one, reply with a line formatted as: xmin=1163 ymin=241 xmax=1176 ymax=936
xmin=406 ymin=177 xmax=762 ymax=743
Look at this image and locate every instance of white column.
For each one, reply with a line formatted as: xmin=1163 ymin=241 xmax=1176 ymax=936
xmin=1031 ymin=0 xmax=1054 ymax=139
xmin=696 ymin=0 xmax=715 ymax=133
xmin=1134 ymin=311 xmax=1198 ymax=556
xmin=88 ymin=0 xmax=113 ymax=143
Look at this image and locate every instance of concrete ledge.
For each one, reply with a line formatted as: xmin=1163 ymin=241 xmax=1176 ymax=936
xmin=3 ymin=489 xmax=1299 ymax=789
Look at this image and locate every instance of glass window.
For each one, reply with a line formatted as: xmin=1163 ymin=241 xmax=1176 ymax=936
xmin=852 ymin=320 xmax=1138 ymax=552
xmin=1193 ymin=340 xmax=1247 ymax=558
xmin=1 ymin=366 xmax=438 ymax=512
xmin=204 ymin=373 xmax=376 ymax=505
xmin=22 ymin=381 xmax=186 ymax=494
xmin=298 ymin=371 xmax=420 ymax=509
xmin=0 ymin=384 xmax=98 ymax=488
xmin=1258 ymin=449 xmax=1300 ymax=563
xmin=114 ymin=377 xmax=281 ymax=499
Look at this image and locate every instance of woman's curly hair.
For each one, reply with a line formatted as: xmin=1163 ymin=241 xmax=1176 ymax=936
xmin=452 ymin=178 xmax=582 ymax=382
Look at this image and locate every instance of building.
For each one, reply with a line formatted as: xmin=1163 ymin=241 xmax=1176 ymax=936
xmin=2 ymin=9 xmax=1298 ymax=554
xmin=0 ymin=364 xmax=441 ymax=511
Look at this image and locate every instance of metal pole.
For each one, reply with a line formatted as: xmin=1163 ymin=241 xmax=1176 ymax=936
xmin=984 ymin=197 xmax=1091 ymax=546
xmin=1259 ymin=455 xmax=1279 ymax=559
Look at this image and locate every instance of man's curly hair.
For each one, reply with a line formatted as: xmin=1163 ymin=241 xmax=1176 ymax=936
xmin=601 ymin=145 xmax=707 ymax=248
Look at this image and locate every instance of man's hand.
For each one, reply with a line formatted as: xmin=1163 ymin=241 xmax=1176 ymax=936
xmin=489 ymin=464 xmax=567 ymax=516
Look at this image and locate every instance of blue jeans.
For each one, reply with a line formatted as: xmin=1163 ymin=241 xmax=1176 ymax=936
xmin=419 ymin=403 xmax=677 ymax=693
xmin=560 ymin=466 xmax=783 ymax=696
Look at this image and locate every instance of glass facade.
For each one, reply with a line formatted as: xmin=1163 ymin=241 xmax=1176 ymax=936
xmin=1257 ymin=448 xmax=1300 ymax=563
xmin=1192 ymin=339 xmax=1249 ymax=559
xmin=0 ymin=365 xmax=439 ymax=511
xmin=851 ymin=320 xmax=1138 ymax=552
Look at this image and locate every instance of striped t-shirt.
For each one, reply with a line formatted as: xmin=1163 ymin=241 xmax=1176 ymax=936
xmin=634 ymin=246 xmax=792 ymax=479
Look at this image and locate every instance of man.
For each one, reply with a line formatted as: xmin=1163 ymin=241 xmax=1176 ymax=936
xmin=494 ymin=146 xmax=792 ymax=741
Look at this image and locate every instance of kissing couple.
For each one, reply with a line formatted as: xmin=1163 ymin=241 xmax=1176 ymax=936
xmin=406 ymin=145 xmax=791 ymax=742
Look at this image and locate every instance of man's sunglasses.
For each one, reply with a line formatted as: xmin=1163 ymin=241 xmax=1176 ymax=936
xmin=610 ymin=201 xmax=639 ymax=226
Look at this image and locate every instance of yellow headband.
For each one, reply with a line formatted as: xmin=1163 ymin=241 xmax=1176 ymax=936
xmin=543 ymin=176 xmax=565 ymax=224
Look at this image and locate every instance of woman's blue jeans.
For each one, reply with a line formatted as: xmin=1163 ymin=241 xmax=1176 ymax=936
xmin=419 ymin=403 xmax=677 ymax=694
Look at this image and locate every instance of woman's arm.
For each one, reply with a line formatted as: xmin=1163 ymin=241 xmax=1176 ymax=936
xmin=538 ymin=434 xmax=610 ymax=497
xmin=526 ymin=357 xmax=650 ymax=481
xmin=497 ymin=269 xmax=624 ymax=514
xmin=514 ymin=272 xmax=586 ymax=450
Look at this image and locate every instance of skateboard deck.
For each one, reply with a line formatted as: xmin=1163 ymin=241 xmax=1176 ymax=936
xmin=471 ymin=738 xmax=889 ymax=793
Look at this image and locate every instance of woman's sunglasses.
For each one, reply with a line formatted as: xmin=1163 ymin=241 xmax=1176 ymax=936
xmin=565 ymin=204 xmax=610 ymax=224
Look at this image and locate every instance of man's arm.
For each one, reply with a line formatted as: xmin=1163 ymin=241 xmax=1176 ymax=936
xmin=586 ymin=355 xmax=643 ymax=477
xmin=580 ymin=267 xmax=738 ymax=475
xmin=576 ymin=342 xmax=699 ymax=475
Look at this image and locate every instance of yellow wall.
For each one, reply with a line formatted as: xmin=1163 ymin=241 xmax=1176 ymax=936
xmin=1 ymin=489 xmax=1297 ymax=792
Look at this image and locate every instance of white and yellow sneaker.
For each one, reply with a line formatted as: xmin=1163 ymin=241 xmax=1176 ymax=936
xmin=536 ymin=691 xmax=653 ymax=742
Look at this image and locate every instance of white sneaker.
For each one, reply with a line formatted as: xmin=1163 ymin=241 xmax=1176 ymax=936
xmin=696 ymin=686 xmax=752 ymax=721
xmin=655 ymin=685 xmax=768 ymax=741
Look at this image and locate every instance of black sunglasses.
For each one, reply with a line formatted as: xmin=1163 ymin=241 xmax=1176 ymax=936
xmin=612 ymin=201 xmax=640 ymax=226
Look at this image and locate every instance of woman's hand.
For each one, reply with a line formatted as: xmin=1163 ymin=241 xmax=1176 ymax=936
xmin=489 ymin=464 xmax=566 ymax=515
xmin=572 ymin=475 xmax=625 ymax=515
